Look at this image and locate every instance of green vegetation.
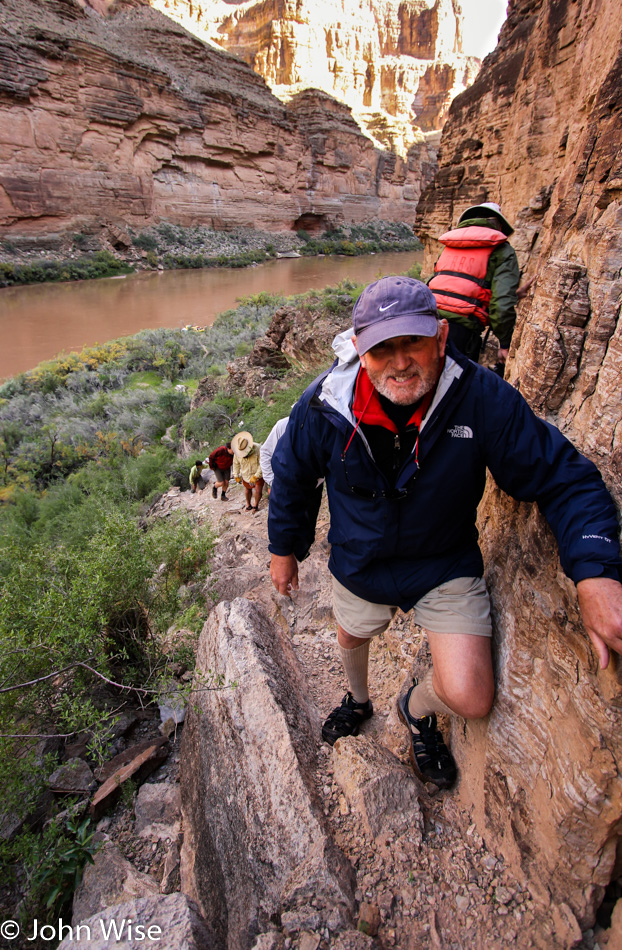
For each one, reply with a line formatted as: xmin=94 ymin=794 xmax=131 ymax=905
xmin=404 ymin=261 xmax=423 ymax=280
xmin=0 ymin=221 xmax=421 ymax=287
xmin=0 ymin=251 xmax=132 ymax=288
xmin=132 ymin=233 xmax=159 ymax=252
xmin=6 ymin=812 xmax=99 ymax=923
xmin=0 ymin=291 xmax=293 ymax=927
xmin=298 ymin=222 xmax=421 ymax=258
xmin=0 ymin=270 xmax=421 ymax=922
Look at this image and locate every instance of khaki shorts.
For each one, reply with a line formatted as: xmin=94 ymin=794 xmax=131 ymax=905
xmin=332 ymin=575 xmax=492 ymax=639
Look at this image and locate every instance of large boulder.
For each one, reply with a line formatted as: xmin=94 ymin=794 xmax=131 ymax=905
xmin=60 ymin=894 xmax=213 ymax=950
xmin=180 ymin=598 xmax=356 ymax=949
xmin=71 ymin=844 xmax=159 ymax=926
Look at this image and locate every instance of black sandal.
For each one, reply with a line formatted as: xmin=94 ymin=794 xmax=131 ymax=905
xmin=321 ymin=692 xmax=373 ymax=746
xmin=397 ymin=680 xmax=457 ymax=789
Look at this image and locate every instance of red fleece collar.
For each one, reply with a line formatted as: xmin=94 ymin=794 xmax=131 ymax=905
xmin=352 ymin=364 xmax=442 ymax=432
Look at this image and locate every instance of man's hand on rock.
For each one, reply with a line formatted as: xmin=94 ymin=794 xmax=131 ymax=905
xmin=270 ymin=554 xmax=299 ymax=596
xmin=577 ymin=576 xmax=622 ymax=669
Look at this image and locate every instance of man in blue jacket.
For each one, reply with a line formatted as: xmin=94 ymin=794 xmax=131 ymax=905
xmin=268 ymin=276 xmax=622 ymax=789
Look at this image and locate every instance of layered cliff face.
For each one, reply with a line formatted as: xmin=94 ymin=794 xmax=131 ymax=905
xmin=149 ymin=0 xmax=481 ymax=154
xmin=417 ymin=0 xmax=622 ymax=928
xmin=0 ymin=0 xmax=431 ymax=242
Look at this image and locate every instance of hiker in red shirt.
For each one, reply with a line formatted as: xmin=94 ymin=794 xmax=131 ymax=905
xmin=207 ymin=443 xmax=234 ymax=501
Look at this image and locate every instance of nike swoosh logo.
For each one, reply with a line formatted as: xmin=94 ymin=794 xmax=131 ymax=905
xmin=378 ymin=300 xmax=399 ymax=312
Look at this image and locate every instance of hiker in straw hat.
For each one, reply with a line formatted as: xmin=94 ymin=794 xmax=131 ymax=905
xmin=232 ymin=431 xmax=265 ymax=513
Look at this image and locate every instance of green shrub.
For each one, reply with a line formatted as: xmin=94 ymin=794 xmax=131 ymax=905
xmin=132 ymin=233 xmax=159 ymax=252
xmin=0 ymin=506 xmax=215 ymax=733
xmin=0 ymin=495 xmax=214 ymax=921
xmin=30 ymin=815 xmax=99 ymax=915
xmin=156 ymin=223 xmax=177 ymax=243
xmin=183 ymin=402 xmax=237 ymax=443
xmin=404 ymin=261 xmax=423 ymax=280
xmin=0 ymin=252 xmax=131 ymax=287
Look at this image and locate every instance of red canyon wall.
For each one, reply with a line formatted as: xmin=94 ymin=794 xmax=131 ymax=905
xmin=0 ymin=0 xmax=433 ymax=243
xmin=150 ymin=0 xmax=481 ymax=154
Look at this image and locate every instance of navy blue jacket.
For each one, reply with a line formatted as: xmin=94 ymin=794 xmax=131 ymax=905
xmin=268 ymin=334 xmax=621 ymax=610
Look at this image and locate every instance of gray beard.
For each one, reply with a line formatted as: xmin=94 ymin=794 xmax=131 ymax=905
xmin=365 ymin=365 xmax=439 ymax=406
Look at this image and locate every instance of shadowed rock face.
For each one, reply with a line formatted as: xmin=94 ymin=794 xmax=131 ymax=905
xmin=0 ymin=0 xmax=432 ymax=241
xmin=416 ymin=0 xmax=622 ymax=926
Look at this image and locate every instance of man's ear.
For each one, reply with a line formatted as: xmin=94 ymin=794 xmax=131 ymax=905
xmin=437 ymin=319 xmax=449 ymax=358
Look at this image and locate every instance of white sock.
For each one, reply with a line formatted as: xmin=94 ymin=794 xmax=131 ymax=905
xmin=407 ymin=669 xmax=454 ymax=719
xmin=338 ymin=641 xmax=371 ymax=704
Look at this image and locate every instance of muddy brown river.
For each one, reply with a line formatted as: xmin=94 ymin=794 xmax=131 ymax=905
xmin=0 ymin=250 xmax=422 ymax=381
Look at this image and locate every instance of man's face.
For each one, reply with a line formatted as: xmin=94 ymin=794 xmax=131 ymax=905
xmin=354 ymin=322 xmax=449 ymax=406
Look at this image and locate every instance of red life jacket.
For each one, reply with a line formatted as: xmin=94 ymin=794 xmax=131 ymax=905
xmin=429 ymin=225 xmax=508 ymax=327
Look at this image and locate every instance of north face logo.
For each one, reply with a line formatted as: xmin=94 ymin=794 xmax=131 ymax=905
xmin=448 ymin=425 xmax=473 ymax=439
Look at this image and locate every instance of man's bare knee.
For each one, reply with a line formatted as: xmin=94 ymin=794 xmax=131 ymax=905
xmin=337 ymin=625 xmax=369 ymax=649
xmin=433 ymin=674 xmax=494 ymax=720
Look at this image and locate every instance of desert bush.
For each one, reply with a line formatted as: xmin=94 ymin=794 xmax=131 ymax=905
xmin=156 ymin=223 xmax=177 ymax=243
xmin=132 ymin=233 xmax=159 ymax=252
xmin=0 ymin=252 xmax=131 ymax=287
xmin=404 ymin=261 xmax=423 ymax=280
xmin=183 ymin=403 xmax=235 ymax=443
xmin=0 ymin=505 xmax=214 ymax=732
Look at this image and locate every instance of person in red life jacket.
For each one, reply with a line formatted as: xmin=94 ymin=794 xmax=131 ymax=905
xmin=267 ymin=276 xmax=622 ymax=790
xmin=208 ymin=443 xmax=234 ymax=500
xmin=428 ymin=202 xmax=519 ymax=365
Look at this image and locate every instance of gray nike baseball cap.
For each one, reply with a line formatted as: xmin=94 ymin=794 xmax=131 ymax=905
xmin=352 ymin=276 xmax=439 ymax=355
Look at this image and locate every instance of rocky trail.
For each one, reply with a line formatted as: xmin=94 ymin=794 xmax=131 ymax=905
xmin=65 ymin=481 xmax=609 ymax=950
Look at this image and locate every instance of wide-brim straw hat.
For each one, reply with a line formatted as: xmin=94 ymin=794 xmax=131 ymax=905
xmin=231 ymin=431 xmax=254 ymax=458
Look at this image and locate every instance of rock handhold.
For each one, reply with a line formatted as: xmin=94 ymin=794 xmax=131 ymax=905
xmin=357 ymin=901 xmax=381 ymax=937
